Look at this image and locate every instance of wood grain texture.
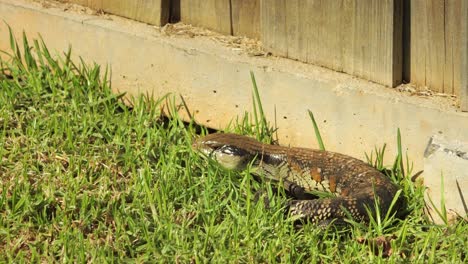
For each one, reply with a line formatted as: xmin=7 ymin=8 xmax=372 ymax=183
xmin=261 ymin=0 xmax=402 ymax=87
xmin=461 ymin=0 xmax=468 ymax=111
xmin=65 ymin=0 xmax=170 ymax=26
xmin=231 ymin=0 xmax=260 ymax=39
xmin=261 ymin=0 xmax=287 ymax=57
xmin=285 ymin=0 xmax=310 ymax=62
xmin=180 ymin=0 xmax=231 ymax=35
xmin=408 ymin=0 xmax=462 ymax=95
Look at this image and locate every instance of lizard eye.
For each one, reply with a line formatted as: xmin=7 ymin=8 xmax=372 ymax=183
xmin=219 ymin=145 xmax=236 ymax=155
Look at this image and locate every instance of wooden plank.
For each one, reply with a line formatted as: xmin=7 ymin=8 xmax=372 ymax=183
xmin=402 ymin=0 xmax=410 ymax=82
xmin=304 ymin=0 xmax=323 ymax=65
xmin=103 ymin=0 xmax=170 ymax=26
xmin=407 ymin=0 xmax=462 ymax=95
xmin=461 ymin=0 xmax=468 ymax=111
xmin=306 ymin=0 xmax=347 ymax=70
xmin=444 ymin=0 xmax=460 ymax=95
xmin=65 ymin=0 xmax=170 ymax=26
xmin=260 ymin=0 xmax=287 ymax=57
xmin=231 ymin=0 xmax=260 ymax=39
xmin=284 ymin=0 xmax=307 ymax=61
xmin=347 ymin=0 xmax=402 ymax=86
xmin=392 ymin=0 xmax=403 ymax=86
xmin=409 ymin=0 xmax=428 ymax=89
xmin=427 ymin=0 xmax=445 ymax=93
xmin=261 ymin=0 xmax=402 ymax=87
xmin=180 ymin=0 xmax=231 ymax=35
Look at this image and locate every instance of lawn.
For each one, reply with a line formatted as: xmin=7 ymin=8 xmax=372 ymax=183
xmin=0 ymin=32 xmax=466 ymax=263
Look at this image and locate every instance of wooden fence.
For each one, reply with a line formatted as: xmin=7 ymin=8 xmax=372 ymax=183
xmin=64 ymin=0 xmax=171 ymax=26
xmin=406 ymin=0 xmax=462 ymax=95
xmin=64 ymin=0 xmax=468 ymax=111
xmin=261 ymin=1 xmax=402 ymax=87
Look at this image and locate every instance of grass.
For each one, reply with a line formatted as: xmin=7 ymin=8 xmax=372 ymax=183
xmin=0 ymin=31 xmax=467 ymax=263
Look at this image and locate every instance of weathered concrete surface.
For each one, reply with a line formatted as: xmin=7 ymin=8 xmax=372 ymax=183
xmin=1 ymin=0 xmax=468 ymax=217
xmin=424 ymin=135 xmax=468 ymax=224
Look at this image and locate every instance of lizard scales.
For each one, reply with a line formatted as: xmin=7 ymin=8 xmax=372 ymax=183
xmin=193 ymin=133 xmax=401 ymax=223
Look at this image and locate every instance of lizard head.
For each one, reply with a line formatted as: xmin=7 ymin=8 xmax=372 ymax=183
xmin=192 ymin=133 xmax=258 ymax=170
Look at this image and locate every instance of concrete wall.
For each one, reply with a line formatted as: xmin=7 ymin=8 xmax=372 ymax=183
xmin=1 ymin=0 xmax=467 ymax=220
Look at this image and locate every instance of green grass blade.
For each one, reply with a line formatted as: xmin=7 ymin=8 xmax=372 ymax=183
xmin=7 ymin=24 xmax=22 ymax=62
xmin=22 ymin=31 xmax=37 ymax=71
xmin=250 ymin=71 xmax=269 ymax=138
xmin=308 ymin=110 xmax=325 ymax=151
xmin=396 ymin=128 xmax=405 ymax=178
xmin=32 ymin=39 xmax=45 ymax=67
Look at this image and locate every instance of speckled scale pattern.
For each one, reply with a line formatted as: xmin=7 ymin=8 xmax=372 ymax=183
xmin=194 ymin=133 xmax=401 ymax=223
